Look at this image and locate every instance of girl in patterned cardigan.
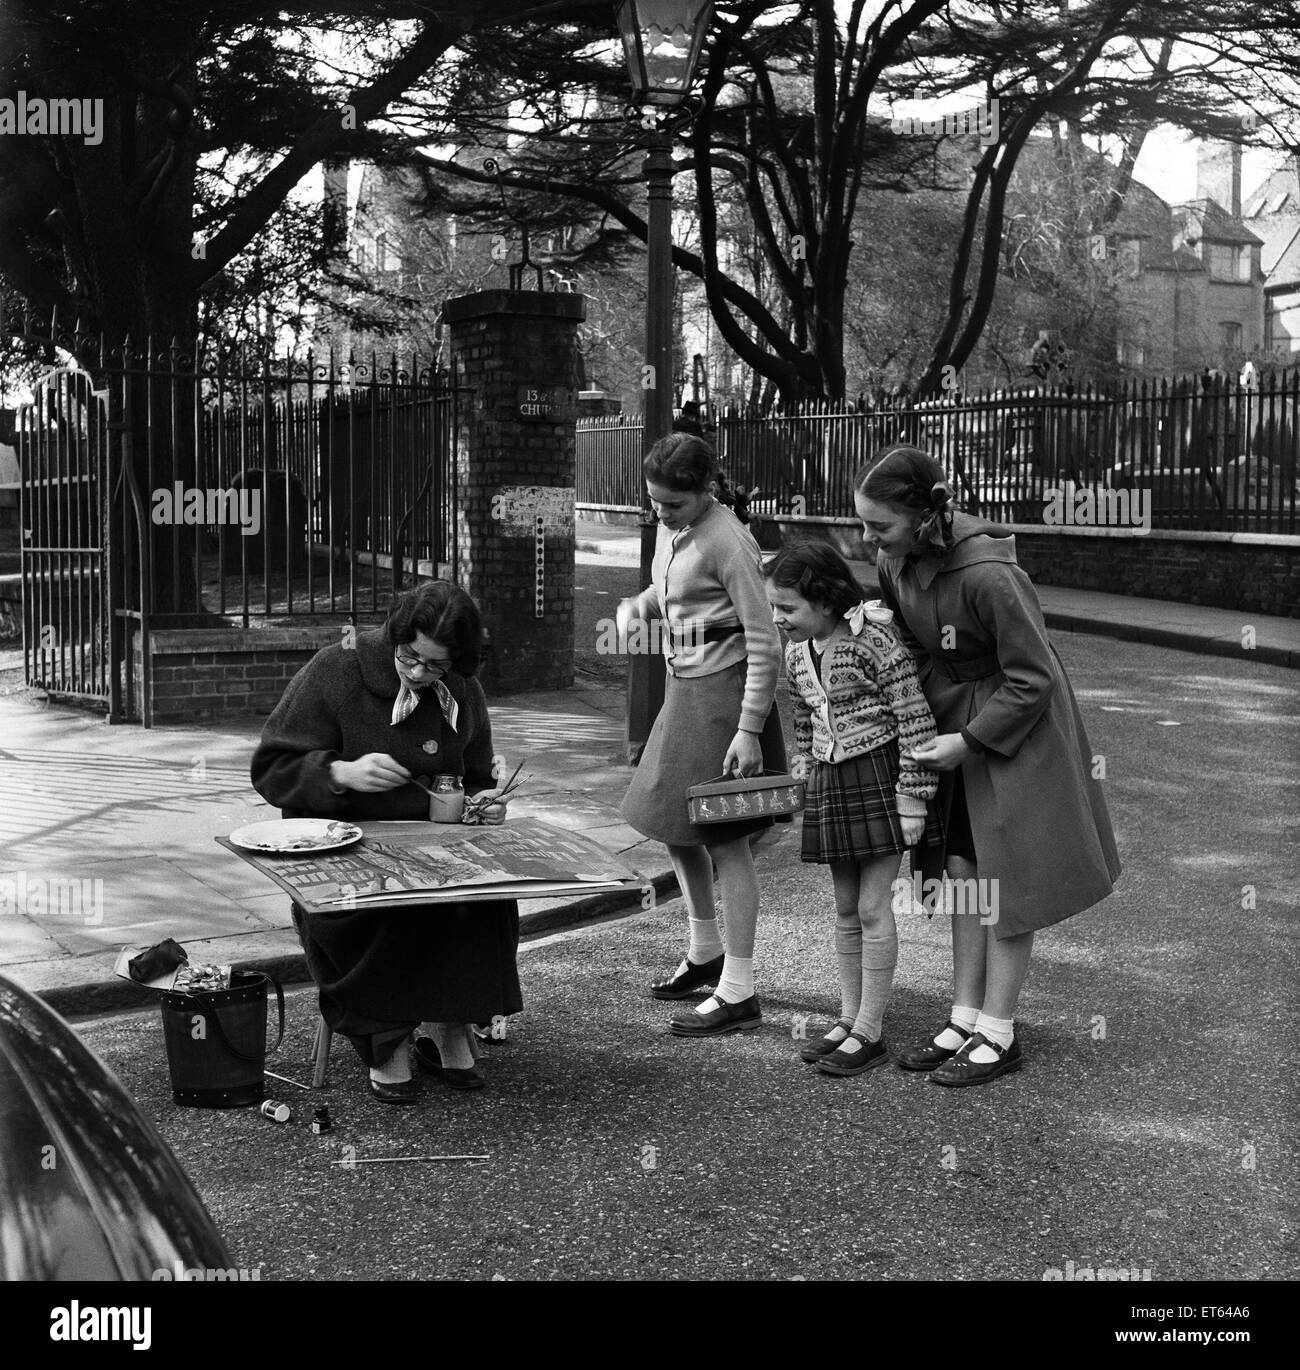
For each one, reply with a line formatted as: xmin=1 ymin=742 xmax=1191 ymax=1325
xmin=764 ymin=542 xmax=943 ymax=1076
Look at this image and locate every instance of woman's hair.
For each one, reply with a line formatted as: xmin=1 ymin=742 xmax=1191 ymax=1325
xmin=385 ymin=580 xmax=484 ymax=676
xmin=762 ymin=540 xmax=864 ymax=618
xmin=853 ymin=444 xmax=957 ymax=553
xmin=643 ymin=431 xmax=717 ymax=492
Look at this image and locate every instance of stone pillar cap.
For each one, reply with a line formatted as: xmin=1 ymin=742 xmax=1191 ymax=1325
xmin=443 ymin=290 xmax=587 ymax=324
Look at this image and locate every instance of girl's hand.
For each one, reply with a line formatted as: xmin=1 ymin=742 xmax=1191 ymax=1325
xmin=463 ymin=787 xmax=510 ymax=825
xmin=790 ymin=754 xmax=812 ymax=782
xmin=899 ymin=813 xmax=926 ymax=845
xmin=723 ymin=730 xmax=763 ymax=778
xmin=908 ymin=733 xmax=972 ymax=772
xmin=615 ymin=598 xmax=638 ymax=635
xmin=331 ymin=753 xmax=412 ymax=792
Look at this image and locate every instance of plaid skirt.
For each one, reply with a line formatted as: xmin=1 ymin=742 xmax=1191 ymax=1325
xmin=801 ymin=742 xmax=944 ymax=864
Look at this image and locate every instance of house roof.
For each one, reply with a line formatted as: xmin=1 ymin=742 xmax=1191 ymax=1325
xmin=1171 ymin=197 xmax=1264 ymax=247
xmin=1243 ymin=162 xmax=1300 ymax=219
xmin=1243 ymin=160 xmax=1300 ymax=284
xmin=1261 ymin=222 xmax=1300 ymax=288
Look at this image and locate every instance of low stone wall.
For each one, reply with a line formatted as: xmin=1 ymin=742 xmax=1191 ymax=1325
xmin=751 ymin=515 xmax=1300 ymax=618
xmin=137 ymin=626 xmax=341 ymax=725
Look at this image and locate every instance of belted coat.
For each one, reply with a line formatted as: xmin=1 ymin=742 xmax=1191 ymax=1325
xmin=875 ymin=513 xmax=1121 ymax=937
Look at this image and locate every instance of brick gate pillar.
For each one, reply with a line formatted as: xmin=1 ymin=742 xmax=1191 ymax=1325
xmin=444 ymin=289 xmax=585 ymax=692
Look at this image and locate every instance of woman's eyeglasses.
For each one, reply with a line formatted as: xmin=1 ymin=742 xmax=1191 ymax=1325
xmin=394 ymin=648 xmax=452 ymax=675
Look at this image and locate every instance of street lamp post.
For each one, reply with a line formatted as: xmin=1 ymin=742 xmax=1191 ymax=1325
xmin=614 ymin=0 xmax=713 ymax=763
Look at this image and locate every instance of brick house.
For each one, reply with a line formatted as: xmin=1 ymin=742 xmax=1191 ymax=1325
xmin=1091 ymin=142 xmax=1264 ymax=376
xmin=1243 ymin=156 xmax=1300 ymax=360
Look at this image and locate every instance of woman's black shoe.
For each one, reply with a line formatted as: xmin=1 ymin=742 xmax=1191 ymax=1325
xmin=895 ymin=1021 xmax=972 ymax=1071
xmin=413 ymin=1036 xmax=486 ymax=1089
xmin=650 ymin=953 xmax=725 ymax=1000
xmin=368 ymin=1076 xmax=418 ymax=1104
xmin=669 ymin=994 xmax=761 ymax=1036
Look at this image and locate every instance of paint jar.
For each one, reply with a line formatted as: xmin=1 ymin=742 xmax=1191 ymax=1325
xmin=259 ymin=1100 xmax=291 ymax=1123
xmin=428 ymin=775 xmax=465 ymax=823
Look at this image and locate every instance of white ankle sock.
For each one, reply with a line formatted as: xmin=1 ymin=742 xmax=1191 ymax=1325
xmin=368 ymin=1037 xmax=412 ymax=1083
xmin=712 ymin=955 xmax=753 ymax=1005
xmin=688 ymin=916 xmax=724 ymax=964
xmin=934 ymin=1003 xmax=980 ymax=1051
xmin=969 ymin=1013 xmax=1014 ymax=1063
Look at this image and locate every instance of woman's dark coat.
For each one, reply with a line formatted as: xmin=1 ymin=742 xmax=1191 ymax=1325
xmin=251 ymin=628 xmax=521 ymax=1064
xmin=875 ymin=513 xmax=1121 ymax=937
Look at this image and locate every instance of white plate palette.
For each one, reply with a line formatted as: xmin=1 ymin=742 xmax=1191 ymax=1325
xmin=227 ymin=819 xmax=363 ymax=854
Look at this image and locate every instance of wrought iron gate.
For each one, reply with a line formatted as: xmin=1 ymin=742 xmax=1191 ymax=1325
xmin=18 ymin=363 xmax=131 ymax=717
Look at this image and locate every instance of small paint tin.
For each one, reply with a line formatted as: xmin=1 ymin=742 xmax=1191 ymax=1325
xmin=311 ymin=1106 xmax=332 ymax=1135
xmin=260 ymin=1100 xmax=291 ymax=1123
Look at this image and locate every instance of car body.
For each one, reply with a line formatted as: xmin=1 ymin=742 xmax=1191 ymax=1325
xmin=0 ymin=972 xmax=231 ymax=1280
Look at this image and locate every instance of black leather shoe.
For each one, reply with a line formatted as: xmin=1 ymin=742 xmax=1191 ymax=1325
xmin=650 ymin=953 xmax=725 ymax=1000
xmin=368 ymin=1076 xmax=418 ymax=1104
xmin=669 ymin=994 xmax=761 ymax=1037
xmin=929 ymin=1032 xmax=1022 ymax=1087
xmin=413 ymin=1037 xmax=486 ymax=1089
xmin=799 ymin=1021 xmax=854 ymax=1063
xmin=817 ymin=1032 xmax=890 ymax=1076
xmin=895 ymin=1021 xmax=973 ymax=1071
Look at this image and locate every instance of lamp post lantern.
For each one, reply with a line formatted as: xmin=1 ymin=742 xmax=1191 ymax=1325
xmin=615 ymin=0 xmax=713 ymax=763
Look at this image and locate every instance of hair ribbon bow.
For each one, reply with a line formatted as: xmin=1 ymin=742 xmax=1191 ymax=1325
xmin=844 ymin=599 xmax=894 ymax=635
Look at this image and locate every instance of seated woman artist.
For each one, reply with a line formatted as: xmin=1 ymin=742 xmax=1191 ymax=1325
xmin=251 ymin=581 xmax=520 ymax=1104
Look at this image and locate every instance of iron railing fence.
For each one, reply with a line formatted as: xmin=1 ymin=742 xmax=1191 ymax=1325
xmin=186 ymin=350 xmax=462 ymax=623
xmin=572 ymin=413 xmax=647 ymax=508
xmin=11 ymin=314 xmax=460 ymax=718
xmin=576 ymin=374 xmax=1300 ymax=534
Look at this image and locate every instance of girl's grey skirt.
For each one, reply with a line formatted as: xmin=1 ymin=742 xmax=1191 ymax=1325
xmin=620 ymin=660 xmax=787 ymax=847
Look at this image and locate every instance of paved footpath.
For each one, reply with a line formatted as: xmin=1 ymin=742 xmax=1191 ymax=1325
xmin=0 ymin=521 xmax=1296 ymax=1017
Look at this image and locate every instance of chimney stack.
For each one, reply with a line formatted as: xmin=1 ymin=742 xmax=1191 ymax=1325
xmin=321 ymin=160 xmax=350 ymax=266
xmin=1196 ymin=140 xmax=1242 ymax=217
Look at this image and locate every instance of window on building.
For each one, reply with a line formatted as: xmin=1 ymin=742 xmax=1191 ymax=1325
xmin=1117 ymin=339 xmax=1145 ymax=367
xmin=1220 ymin=321 xmax=1243 ymax=351
xmin=1208 ymin=243 xmax=1250 ymax=282
xmin=1118 ymin=238 xmax=1141 ymax=279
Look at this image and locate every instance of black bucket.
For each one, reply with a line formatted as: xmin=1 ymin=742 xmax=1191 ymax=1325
xmin=160 ymin=971 xmax=285 ymax=1108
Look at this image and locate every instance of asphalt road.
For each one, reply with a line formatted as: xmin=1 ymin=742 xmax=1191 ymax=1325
xmin=71 ymin=630 xmax=1297 ymax=1282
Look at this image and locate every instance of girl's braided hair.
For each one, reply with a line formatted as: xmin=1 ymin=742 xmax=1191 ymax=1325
xmin=853 ymin=445 xmax=957 ymax=554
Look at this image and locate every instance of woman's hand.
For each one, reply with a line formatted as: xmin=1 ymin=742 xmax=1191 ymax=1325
xmin=909 ymin=733 xmax=972 ymax=772
xmin=722 ymin=729 xmax=763 ymax=778
xmin=615 ymin=597 xmax=638 ymax=636
xmin=330 ymin=753 xmax=412 ymax=792
xmin=463 ymin=787 xmax=511 ymax=826
xmin=899 ymin=813 xmax=926 ymax=845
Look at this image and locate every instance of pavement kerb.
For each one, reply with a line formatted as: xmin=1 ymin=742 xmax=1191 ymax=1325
xmin=42 ymin=868 xmax=683 ymax=1021
xmin=1042 ymin=612 xmax=1296 ymax=668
